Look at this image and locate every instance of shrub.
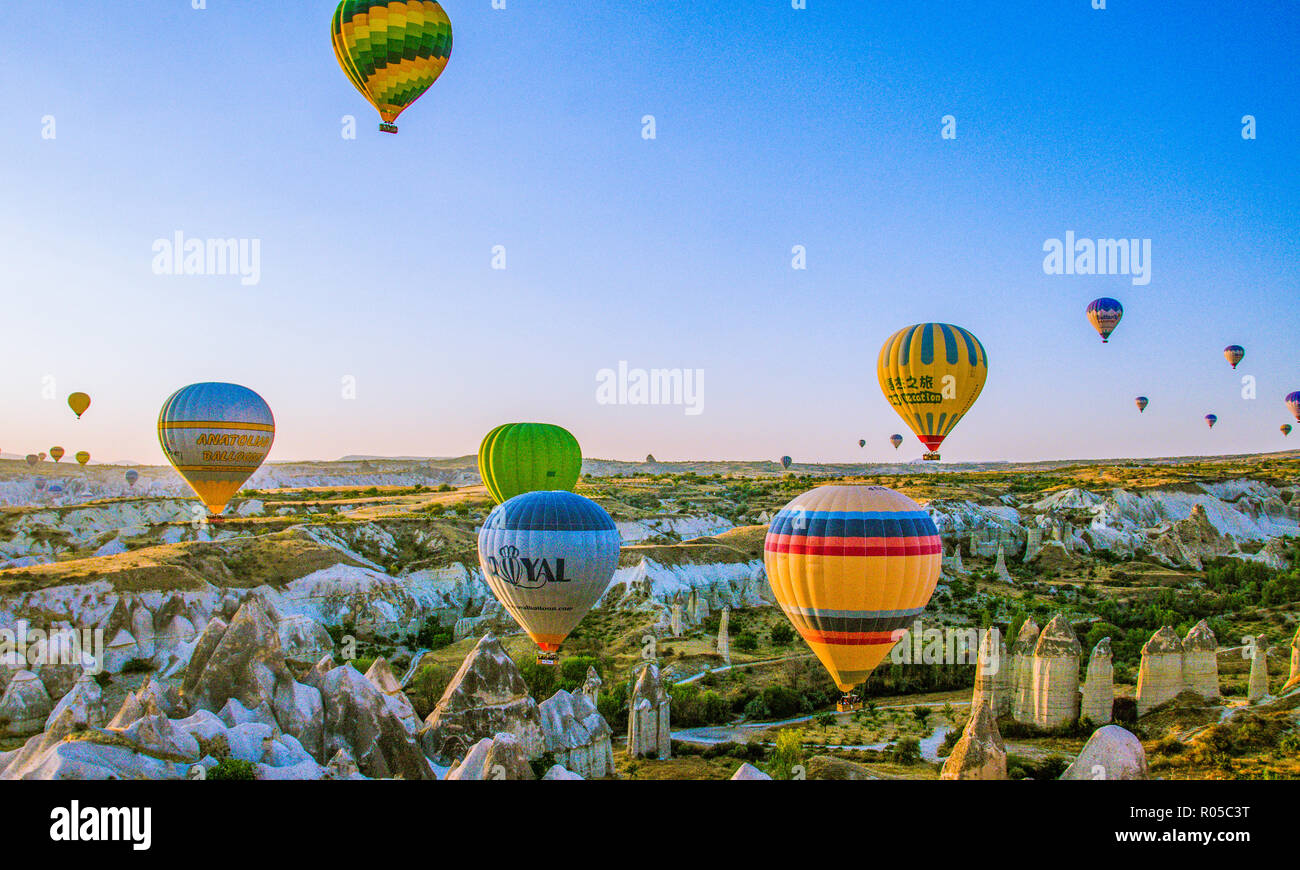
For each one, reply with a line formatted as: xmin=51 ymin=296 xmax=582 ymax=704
xmin=206 ymin=758 xmax=257 ymax=781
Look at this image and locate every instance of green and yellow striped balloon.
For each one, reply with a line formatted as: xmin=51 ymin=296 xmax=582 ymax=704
xmin=331 ymin=1 xmax=453 ymax=134
xmin=478 ymin=423 xmax=582 ymax=505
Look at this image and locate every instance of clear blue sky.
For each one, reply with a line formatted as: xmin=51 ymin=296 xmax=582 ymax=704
xmin=1 ymin=1 xmax=1296 ymax=465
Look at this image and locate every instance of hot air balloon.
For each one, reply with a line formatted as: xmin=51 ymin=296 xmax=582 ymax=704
xmin=50 ymin=447 xmax=65 ymax=463
xmin=1085 ymin=298 xmax=1123 ymax=343
xmin=1136 ymin=397 xmax=1149 ymax=413
xmin=49 ymin=485 xmax=63 ymax=495
xmin=890 ymin=434 xmax=904 ymax=450
xmin=75 ymin=452 xmax=90 ymax=466
xmin=68 ymin=393 xmax=91 ymax=419
xmin=878 ymin=323 xmax=988 ymax=461
xmin=1282 ymin=425 xmax=1293 ymax=438
xmin=478 ymin=491 xmax=620 ymax=664
xmin=765 ymin=485 xmax=941 ymax=711
xmin=158 ymin=383 xmax=275 ymax=517
xmin=125 ymin=469 xmax=140 ymax=487
xmin=25 ymin=454 xmax=38 ymax=467
xmin=38 ymin=453 xmax=46 ymax=462
xmin=859 ymin=440 xmax=866 ymax=449
xmin=478 ymin=423 xmax=581 ymax=505
xmin=332 ymin=0 xmax=453 ymax=135
xmin=1287 ymin=392 xmax=1300 ymax=423
xmin=1205 ymin=414 xmax=1218 ymax=429
xmin=1224 ymin=346 xmax=1245 ymax=369
xmin=780 ymin=456 xmax=793 ymax=470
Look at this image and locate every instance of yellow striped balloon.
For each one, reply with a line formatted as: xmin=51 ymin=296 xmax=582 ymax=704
xmin=158 ymin=383 xmax=275 ymax=516
xmin=331 ymin=1 xmax=453 ymax=134
xmin=877 ymin=323 xmax=988 ymax=460
xmin=765 ymin=486 xmax=942 ymax=695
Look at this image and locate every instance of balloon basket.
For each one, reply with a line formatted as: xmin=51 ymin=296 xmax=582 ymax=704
xmin=536 ymin=651 xmax=559 ymax=666
xmin=923 ymin=452 xmax=941 ymax=462
xmin=836 ymin=694 xmax=862 ymax=714
xmin=379 ymin=123 xmax=399 ymax=134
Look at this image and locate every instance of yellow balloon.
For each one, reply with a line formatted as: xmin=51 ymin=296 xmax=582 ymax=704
xmin=68 ymin=393 xmax=91 ymax=419
xmin=877 ymin=323 xmax=988 ymax=461
xmin=765 ymin=486 xmax=942 ymax=698
xmin=75 ymin=451 xmax=90 ymax=466
xmin=158 ymin=383 xmax=275 ymax=516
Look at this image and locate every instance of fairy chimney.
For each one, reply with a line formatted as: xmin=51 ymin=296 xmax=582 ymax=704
xmin=1030 ymin=614 xmax=1082 ymax=730
xmin=1010 ymin=618 xmax=1041 ymax=724
xmin=1181 ymin=620 xmax=1219 ymax=700
xmin=1135 ymin=626 xmax=1183 ymax=717
xmin=1080 ymin=638 xmax=1114 ymax=725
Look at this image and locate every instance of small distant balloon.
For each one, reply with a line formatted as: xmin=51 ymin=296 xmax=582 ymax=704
xmin=38 ymin=452 xmax=46 ymax=462
xmin=780 ymin=456 xmax=793 ymax=470
xmin=859 ymin=440 xmax=866 ymax=449
xmin=1135 ymin=397 xmax=1149 ymax=413
xmin=76 ymin=451 xmax=90 ymax=466
xmin=1205 ymin=414 xmax=1218 ymax=429
xmin=68 ymin=393 xmax=91 ymax=419
xmin=1282 ymin=425 xmax=1293 ymax=438
xmin=1223 ymin=346 xmax=1245 ymax=369
xmin=50 ymin=447 xmax=65 ymax=462
xmin=1085 ymin=298 xmax=1124 ymax=343
xmin=25 ymin=454 xmax=38 ymax=467
xmin=890 ymin=434 xmax=904 ymax=450
xmin=1287 ymin=392 xmax=1300 ymax=423
xmin=125 ymin=469 xmax=140 ymax=486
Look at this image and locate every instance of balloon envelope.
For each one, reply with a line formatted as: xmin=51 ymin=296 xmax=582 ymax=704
xmin=478 ymin=423 xmax=581 ymax=505
xmin=765 ymin=485 xmax=941 ymax=692
xmin=1282 ymin=425 xmax=1293 ymax=437
xmin=890 ymin=434 xmax=904 ymax=449
xmin=1224 ymin=346 xmax=1245 ymax=369
xmin=1205 ymin=414 xmax=1218 ymax=428
xmin=478 ymin=491 xmax=620 ymax=653
xmin=1136 ymin=397 xmax=1149 ymax=413
xmin=50 ymin=447 xmax=65 ymax=462
xmin=75 ymin=452 xmax=90 ymax=466
xmin=1086 ymin=298 xmax=1123 ymax=343
xmin=859 ymin=440 xmax=866 ymax=449
xmin=332 ymin=0 xmax=452 ymax=132
xmin=125 ymin=469 xmax=140 ymax=486
xmin=158 ymin=383 xmax=275 ymax=515
xmin=68 ymin=393 xmax=91 ymax=419
xmin=1287 ymin=392 xmax=1300 ymax=423
xmin=780 ymin=456 xmax=793 ymax=470
xmin=877 ymin=323 xmax=988 ymax=457
xmin=25 ymin=455 xmax=38 ymax=467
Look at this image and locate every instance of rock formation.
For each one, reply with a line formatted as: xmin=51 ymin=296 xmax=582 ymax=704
xmin=1181 ymin=620 xmax=1219 ymax=700
xmin=971 ymin=628 xmax=1009 ymax=717
xmin=1290 ymin=624 xmax=1300 ymax=686
xmin=317 ymin=664 xmax=435 ymax=780
xmin=0 ymin=670 xmax=53 ymax=736
xmin=1135 ymin=626 xmax=1184 ymax=717
xmin=1023 ymin=527 xmax=1043 ymax=562
xmin=717 ymin=606 xmax=731 ymax=665
xmin=581 ymin=666 xmax=602 ymax=708
xmin=1030 ymin=614 xmax=1081 ymax=730
xmin=445 ymin=733 xmax=535 ymax=781
xmin=731 ymin=762 xmax=772 ymax=780
xmin=941 ymin=701 xmax=1007 ymax=780
xmin=1248 ymin=635 xmax=1269 ymax=702
xmin=364 ymin=657 xmax=421 ymax=733
xmin=44 ymin=671 xmax=105 ymax=731
xmin=993 ymin=543 xmax=1012 ymax=582
xmin=943 ymin=546 xmax=966 ymax=576
xmin=1152 ymin=504 xmax=1236 ymax=570
xmin=1010 ymin=618 xmax=1041 ymax=723
xmin=627 ymin=663 xmax=671 ymax=760
xmin=1080 ymin=638 xmax=1114 ymax=725
xmin=670 ymin=603 xmax=683 ymax=637
xmin=419 ymin=633 xmax=543 ymax=764
xmin=1061 ymin=725 xmax=1148 ymax=780
xmin=538 ymin=689 xmax=614 ymax=778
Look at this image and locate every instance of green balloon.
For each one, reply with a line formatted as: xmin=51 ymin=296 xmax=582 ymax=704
xmin=478 ymin=423 xmax=582 ymax=504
